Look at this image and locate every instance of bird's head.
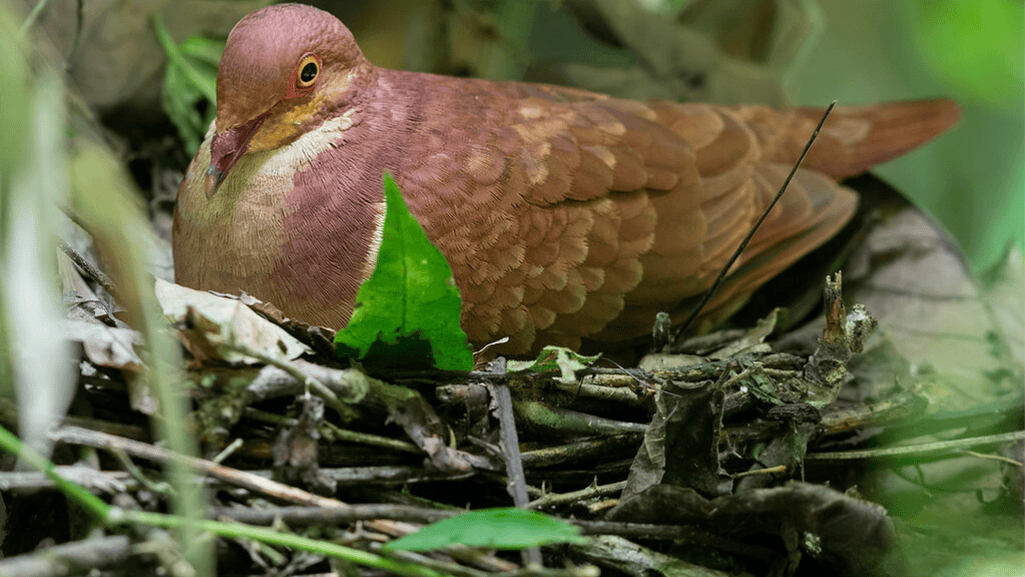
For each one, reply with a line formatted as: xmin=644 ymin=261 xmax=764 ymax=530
xmin=205 ymin=4 xmax=372 ymax=195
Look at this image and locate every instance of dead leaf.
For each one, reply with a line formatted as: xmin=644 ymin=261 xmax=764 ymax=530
xmin=620 ymin=378 xmax=730 ymax=501
xmin=611 ymin=481 xmax=905 ymax=577
xmin=66 ymin=320 xmax=143 ymax=371
xmin=155 ymin=279 xmax=310 ymax=364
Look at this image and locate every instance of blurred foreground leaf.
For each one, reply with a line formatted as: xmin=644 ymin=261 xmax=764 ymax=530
xmin=0 ymin=9 xmax=74 ymax=455
xmin=70 ymin=140 xmax=212 ymax=573
xmin=385 ymin=508 xmax=586 ymax=551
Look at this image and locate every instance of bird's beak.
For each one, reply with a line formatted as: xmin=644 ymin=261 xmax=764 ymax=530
xmin=204 ymin=114 xmax=267 ymax=198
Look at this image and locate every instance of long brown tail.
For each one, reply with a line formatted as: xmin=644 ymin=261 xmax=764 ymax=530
xmin=735 ymin=98 xmax=962 ymax=179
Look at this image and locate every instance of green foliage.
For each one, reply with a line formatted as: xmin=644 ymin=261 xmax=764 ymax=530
xmin=152 ymin=15 xmax=221 ymax=155
xmin=335 ymin=173 xmax=473 ymax=372
xmin=385 ymin=508 xmax=587 ymax=551
xmin=506 ymin=346 xmax=600 ymax=383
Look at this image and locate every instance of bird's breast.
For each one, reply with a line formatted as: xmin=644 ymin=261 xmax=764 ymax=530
xmin=173 ymin=112 xmax=385 ymax=328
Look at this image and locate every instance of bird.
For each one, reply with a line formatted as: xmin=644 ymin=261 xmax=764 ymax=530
xmin=172 ymin=3 xmax=960 ymax=355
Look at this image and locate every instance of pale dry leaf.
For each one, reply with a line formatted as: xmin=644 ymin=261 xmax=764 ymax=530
xmin=846 ymin=205 xmax=1018 ymax=412
xmin=155 ymin=278 xmax=310 ymax=364
xmin=66 ymin=320 xmax=143 ymax=371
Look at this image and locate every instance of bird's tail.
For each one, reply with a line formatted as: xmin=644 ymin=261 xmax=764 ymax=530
xmin=736 ymin=98 xmax=962 ymax=179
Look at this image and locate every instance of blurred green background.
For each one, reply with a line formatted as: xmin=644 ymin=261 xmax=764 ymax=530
xmin=787 ymin=0 xmax=1023 ymax=272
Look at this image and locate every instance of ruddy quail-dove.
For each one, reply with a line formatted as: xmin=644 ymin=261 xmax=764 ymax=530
xmin=173 ymin=4 xmax=960 ymax=354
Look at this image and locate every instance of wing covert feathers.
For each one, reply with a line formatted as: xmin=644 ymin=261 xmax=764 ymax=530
xmin=404 ymin=89 xmax=957 ymax=352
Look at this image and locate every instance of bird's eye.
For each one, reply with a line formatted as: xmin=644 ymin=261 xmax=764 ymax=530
xmin=295 ymin=53 xmax=320 ymax=90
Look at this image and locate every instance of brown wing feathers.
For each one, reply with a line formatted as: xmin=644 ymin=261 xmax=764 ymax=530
xmin=435 ymin=89 xmax=957 ymax=350
xmin=513 ymin=98 xmax=957 ymax=346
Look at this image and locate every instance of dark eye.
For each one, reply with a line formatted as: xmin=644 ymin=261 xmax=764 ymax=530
xmin=295 ymin=54 xmax=319 ymax=89
xmin=301 ymin=62 xmax=317 ymax=83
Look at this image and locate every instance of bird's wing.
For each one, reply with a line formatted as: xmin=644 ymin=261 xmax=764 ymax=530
xmin=391 ymin=74 xmax=859 ymax=351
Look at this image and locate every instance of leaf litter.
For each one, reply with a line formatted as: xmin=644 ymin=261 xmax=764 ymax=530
xmin=2 ymin=2 xmax=1022 ymax=576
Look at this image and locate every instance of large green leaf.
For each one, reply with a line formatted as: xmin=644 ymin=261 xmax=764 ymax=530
xmin=334 ymin=173 xmax=473 ymax=371
xmin=384 ymin=508 xmax=586 ymax=551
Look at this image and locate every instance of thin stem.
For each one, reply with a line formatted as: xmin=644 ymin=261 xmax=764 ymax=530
xmin=676 ymin=101 xmax=837 ymax=336
xmin=19 ymin=0 xmax=50 ymax=37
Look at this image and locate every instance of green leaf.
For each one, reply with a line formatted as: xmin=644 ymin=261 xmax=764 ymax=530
xmin=152 ymin=15 xmax=221 ymax=155
xmin=334 ymin=173 xmax=473 ymax=371
xmin=384 ymin=508 xmax=586 ymax=551
xmin=506 ymin=346 xmax=600 ymax=383
xmin=179 ymin=36 xmax=225 ymax=69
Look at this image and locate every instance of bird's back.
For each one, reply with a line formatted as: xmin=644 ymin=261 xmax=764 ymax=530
xmin=372 ymin=71 xmax=958 ymax=352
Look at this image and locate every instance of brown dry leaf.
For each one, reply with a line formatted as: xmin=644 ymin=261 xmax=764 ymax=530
xmin=238 ymin=292 xmax=337 ymax=356
xmin=611 ymin=481 xmax=905 ymax=576
xmin=272 ymin=395 xmax=336 ymax=495
xmin=382 ymin=385 xmax=476 ymax=474
xmin=839 ymin=182 xmax=1023 ymax=568
xmin=620 ymin=378 xmax=730 ymax=501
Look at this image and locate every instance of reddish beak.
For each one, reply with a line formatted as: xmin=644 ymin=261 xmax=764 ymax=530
xmin=204 ymin=115 xmax=267 ymax=197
